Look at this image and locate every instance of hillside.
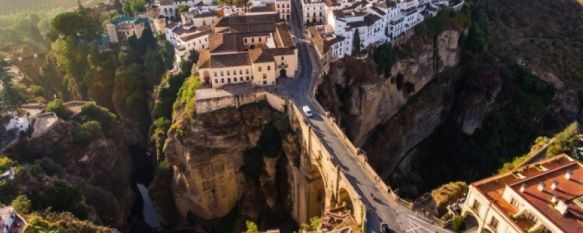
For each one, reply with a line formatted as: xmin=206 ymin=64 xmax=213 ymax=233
xmin=483 ymin=0 xmax=583 ymax=87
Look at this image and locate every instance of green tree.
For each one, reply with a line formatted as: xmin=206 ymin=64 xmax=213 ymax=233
xmin=0 ymin=67 xmax=26 ymax=112
xmin=51 ymin=37 xmax=90 ymax=98
xmin=11 ymin=195 xmax=32 ymax=214
xmin=50 ymin=12 xmax=98 ymax=38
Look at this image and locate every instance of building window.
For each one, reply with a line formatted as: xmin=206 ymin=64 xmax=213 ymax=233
xmin=246 ymin=76 xmax=250 ymax=81
xmin=227 ymin=78 xmax=231 ymax=83
xmin=244 ymin=38 xmax=247 ymax=43
xmin=239 ymin=69 xmax=242 ymax=75
xmin=263 ymin=74 xmax=267 ymax=79
xmin=214 ymin=72 xmax=217 ymax=77
xmin=221 ymin=78 xmax=225 ymax=83
xmin=472 ymin=200 xmax=481 ymax=215
xmin=246 ymin=69 xmax=249 ymax=74
xmin=490 ymin=217 xmax=499 ymax=229
xmin=281 ymin=56 xmax=284 ymax=60
xmin=267 ymin=66 xmax=271 ymax=71
xmin=259 ymin=37 xmax=262 ymax=42
xmin=252 ymin=38 xmax=254 ymax=43
xmin=258 ymin=66 xmax=262 ymax=72
xmin=220 ymin=71 xmax=224 ymax=76
xmin=227 ymin=71 xmax=230 ymax=75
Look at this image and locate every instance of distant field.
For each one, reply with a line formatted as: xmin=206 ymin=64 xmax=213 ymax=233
xmin=0 ymin=0 xmax=106 ymax=15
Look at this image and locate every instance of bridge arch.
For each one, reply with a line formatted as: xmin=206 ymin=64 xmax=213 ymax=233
xmin=307 ymin=164 xmax=326 ymax=219
xmin=336 ymin=187 xmax=355 ymax=215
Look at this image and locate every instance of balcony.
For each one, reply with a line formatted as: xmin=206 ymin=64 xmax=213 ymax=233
xmin=277 ymin=63 xmax=288 ymax=69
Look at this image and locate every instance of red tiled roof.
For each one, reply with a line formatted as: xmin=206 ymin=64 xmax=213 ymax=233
xmin=473 ymin=154 xmax=583 ymax=233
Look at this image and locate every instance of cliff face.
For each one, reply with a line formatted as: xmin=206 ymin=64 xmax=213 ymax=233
xmin=3 ymin=119 xmax=133 ymax=229
xmin=317 ymin=30 xmax=462 ymax=146
xmin=160 ymin=101 xmax=299 ymax=230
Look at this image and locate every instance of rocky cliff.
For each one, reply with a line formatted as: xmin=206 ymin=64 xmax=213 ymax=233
xmin=3 ymin=118 xmax=134 ymax=230
xmin=158 ymin=101 xmax=300 ymax=231
xmin=317 ymin=30 xmax=462 ymax=146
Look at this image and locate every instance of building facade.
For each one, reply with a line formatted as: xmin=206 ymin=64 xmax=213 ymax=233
xmin=196 ymin=14 xmax=298 ymax=88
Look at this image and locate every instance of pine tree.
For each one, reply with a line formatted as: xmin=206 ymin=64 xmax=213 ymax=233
xmin=352 ymin=28 xmax=361 ymax=55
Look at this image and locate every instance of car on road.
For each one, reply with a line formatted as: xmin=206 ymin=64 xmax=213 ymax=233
xmin=381 ymin=223 xmax=392 ymax=233
xmin=302 ymin=105 xmax=313 ymax=117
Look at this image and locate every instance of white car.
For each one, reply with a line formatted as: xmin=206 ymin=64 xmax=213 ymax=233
xmin=302 ymin=106 xmax=313 ymax=117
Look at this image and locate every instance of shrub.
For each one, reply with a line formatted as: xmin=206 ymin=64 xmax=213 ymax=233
xmin=546 ymin=122 xmax=580 ymax=156
xmin=76 ymin=103 xmax=117 ymax=128
xmin=73 ymin=121 xmax=102 ymax=145
xmin=451 ymin=216 xmax=466 ymax=231
xmin=11 ymin=195 xmax=32 ymax=214
xmin=45 ymin=99 xmax=72 ymax=120
xmin=431 ymin=181 xmax=467 ymax=213
xmin=153 ymin=117 xmax=171 ymax=135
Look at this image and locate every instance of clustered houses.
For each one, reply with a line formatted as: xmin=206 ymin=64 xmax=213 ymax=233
xmin=462 ymin=154 xmax=583 ymax=233
xmin=152 ymin=0 xmax=292 ymax=63
xmin=304 ymin=0 xmax=452 ymax=61
xmin=196 ymin=14 xmax=298 ymax=88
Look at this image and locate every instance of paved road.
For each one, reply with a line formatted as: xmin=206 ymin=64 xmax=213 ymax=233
xmin=281 ymin=1 xmax=452 ymax=233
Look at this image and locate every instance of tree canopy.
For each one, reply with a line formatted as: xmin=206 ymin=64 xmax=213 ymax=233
xmin=50 ymin=11 xmax=98 ymax=38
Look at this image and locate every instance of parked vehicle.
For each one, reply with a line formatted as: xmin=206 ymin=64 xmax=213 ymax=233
xmin=302 ymin=105 xmax=313 ymax=117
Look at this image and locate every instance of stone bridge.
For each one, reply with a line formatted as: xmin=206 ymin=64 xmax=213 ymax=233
xmin=197 ymin=91 xmax=378 ymax=231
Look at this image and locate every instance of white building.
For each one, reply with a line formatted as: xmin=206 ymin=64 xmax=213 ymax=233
xmin=156 ymin=0 xmax=211 ymax=18
xmin=300 ymin=0 xmax=327 ymax=24
xmin=462 ymin=154 xmax=583 ymax=233
xmin=196 ymin=14 xmax=298 ymax=88
xmin=165 ymin=22 xmax=212 ymax=63
xmin=275 ymin=0 xmax=292 ymax=21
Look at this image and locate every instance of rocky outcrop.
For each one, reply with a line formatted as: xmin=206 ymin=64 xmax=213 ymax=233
xmin=363 ymin=73 xmax=459 ymax=177
xmin=317 ymin=30 xmax=462 ymax=146
xmin=3 ymin=120 xmax=133 ymax=230
xmin=160 ymin=101 xmax=299 ymax=230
